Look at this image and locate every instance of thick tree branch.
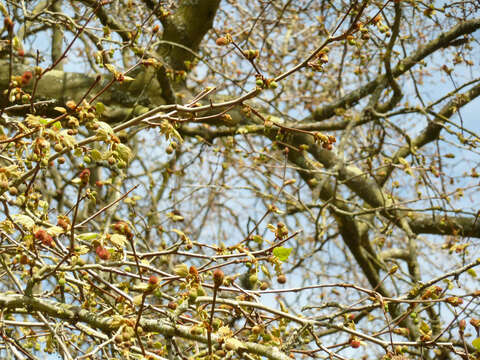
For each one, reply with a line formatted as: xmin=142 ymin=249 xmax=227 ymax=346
xmin=409 ymin=214 xmax=480 ymax=238
xmin=310 ymin=17 xmax=480 ymax=123
xmin=379 ymin=82 xmax=480 ymax=184
xmin=0 ymin=294 xmax=292 ymax=360
xmin=159 ymin=0 xmax=221 ymax=70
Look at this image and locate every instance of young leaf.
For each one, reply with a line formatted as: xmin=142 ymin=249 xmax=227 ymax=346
xmin=109 ymin=234 xmax=127 ymax=248
xmin=273 ymin=247 xmax=292 ymax=262
xmin=473 ymin=337 xmax=480 ymax=350
xmin=13 ymin=215 xmax=35 ymax=230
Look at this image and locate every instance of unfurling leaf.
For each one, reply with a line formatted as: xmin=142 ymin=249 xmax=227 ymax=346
xmin=13 ymin=214 xmax=35 ymax=230
xmin=116 ymin=143 xmax=132 ymax=162
xmin=109 ymin=234 xmax=127 ymax=248
xmin=133 ymin=294 xmax=144 ymax=306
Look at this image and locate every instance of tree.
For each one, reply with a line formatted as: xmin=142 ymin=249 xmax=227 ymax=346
xmin=0 ymin=0 xmax=479 ymax=359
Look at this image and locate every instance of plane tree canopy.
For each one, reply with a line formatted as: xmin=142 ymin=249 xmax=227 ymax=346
xmin=0 ymin=1 xmax=480 ymax=359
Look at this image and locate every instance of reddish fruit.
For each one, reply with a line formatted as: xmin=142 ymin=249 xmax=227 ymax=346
xmin=350 ymin=339 xmax=361 ymax=348
xmin=34 ymin=229 xmax=48 ymax=240
xmin=148 ymin=275 xmax=159 ymax=285
xmin=17 ymin=49 xmax=25 ymax=57
xmin=35 ymin=229 xmax=54 ymax=247
xmin=96 ymin=246 xmax=110 ymax=260
xmin=21 ymin=71 xmax=33 ymax=85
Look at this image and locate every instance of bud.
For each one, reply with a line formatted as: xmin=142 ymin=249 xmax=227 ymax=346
xmin=57 ymin=216 xmax=70 ymax=231
xmin=213 ymin=269 xmax=224 ymax=288
xmin=445 ymin=296 xmax=463 ymax=307
xmin=350 ymin=338 xmax=361 ymax=348
xmin=216 ymin=37 xmax=229 ymax=46
xmin=189 ymin=265 xmax=199 ymax=278
xmin=388 ymin=265 xmax=398 ymax=275
xmin=319 ymin=53 xmax=328 ymax=64
xmin=79 ymin=169 xmax=90 ymax=186
xmin=174 ymin=263 xmax=189 ymax=277
xmin=4 ymin=17 xmax=13 ymax=32
xmin=168 ymin=301 xmax=177 ymax=310
xmin=34 ymin=66 xmax=43 ymax=77
xmin=470 ymin=318 xmax=480 ymax=329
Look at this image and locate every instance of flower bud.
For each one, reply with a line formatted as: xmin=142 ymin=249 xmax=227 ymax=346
xmin=213 ymin=269 xmax=224 ymax=288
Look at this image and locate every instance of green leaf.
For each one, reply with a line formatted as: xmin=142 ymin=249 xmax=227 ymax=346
xmin=473 ymin=337 xmax=480 ymax=350
xmin=47 ymin=226 xmax=65 ymax=236
xmin=273 ymin=247 xmax=292 ymax=262
xmin=133 ymin=294 xmax=144 ymax=306
xmin=52 ymin=121 xmax=62 ymax=131
xmin=75 ymin=245 xmax=90 ymax=255
xmin=95 ymin=102 xmax=105 ymax=116
xmin=77 ymin=233 xmax=100 ymax=241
